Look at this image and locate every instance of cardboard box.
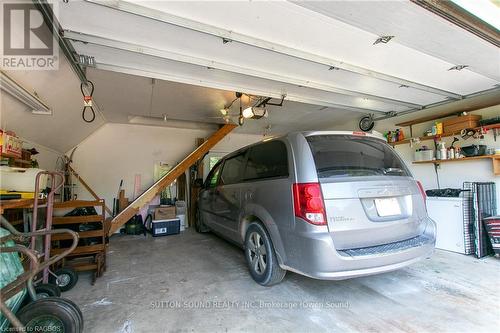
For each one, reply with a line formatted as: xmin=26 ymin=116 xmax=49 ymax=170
xmin=155 ymin=206 xmax=176 ymax=220
xmin=443 ymin=115 xmax=481 ymax=134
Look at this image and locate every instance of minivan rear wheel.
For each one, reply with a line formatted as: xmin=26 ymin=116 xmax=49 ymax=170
xmin=244 ymin=222 xmax=285 ymax=286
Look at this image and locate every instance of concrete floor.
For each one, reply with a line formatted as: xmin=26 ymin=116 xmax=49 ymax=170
xmin=66 ymin=229 xmax=500 ymax=333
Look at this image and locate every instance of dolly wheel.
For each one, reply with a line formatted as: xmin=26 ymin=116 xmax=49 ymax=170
xmin=50 ymin=268 xmax=78 ymax=292
xmin=17 ymin=297 xmax=82 ymax=333
xmin=35 ymin=283 xmax=61 ymax=299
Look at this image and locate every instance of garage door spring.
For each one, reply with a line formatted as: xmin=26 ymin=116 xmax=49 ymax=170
xmin=80 ymin=80 xmax=95 ymax=123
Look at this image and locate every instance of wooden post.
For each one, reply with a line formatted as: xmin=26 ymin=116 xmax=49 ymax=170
xmin=108 ymin=124 xmax=237 ymax=235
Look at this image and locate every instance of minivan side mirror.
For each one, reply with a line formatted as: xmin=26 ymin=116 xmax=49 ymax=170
xmin=193 ymin=178 xmax=204 ymax=188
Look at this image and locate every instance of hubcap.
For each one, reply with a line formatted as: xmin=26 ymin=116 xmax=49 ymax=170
xmin=247 ymin=232 xmax=267 ymax=275
xmin=26 ymin=315 xmax=64 ymax=331
xmin=57 ymin=274 xmax=71 ymax=287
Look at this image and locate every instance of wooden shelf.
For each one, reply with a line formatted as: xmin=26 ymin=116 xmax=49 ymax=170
xmin=390 ymin=123 xmax=500 ymax=146
xmin=51 ymin=244 xmax=105 ymax=256
xmin=14 ymin=159 xmax=31 ymax=165
xmin=0 ymin=199 xmax=46 ymax=214
xmin=413 ymin=155 xmax=500 ymax=175
xmin=53 ymin=200 xmax=103 ymax=209
xmin=396 ymin=110 xmax=464 ymax=127
xmin=53 ymin=214 xmax=103 ymax=225
xmin=0 ymin=152 xmax=21 ymax=159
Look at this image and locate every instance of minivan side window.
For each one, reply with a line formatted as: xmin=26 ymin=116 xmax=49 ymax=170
xmin=243 ymin=141 xmax=288 ymax=181
xmin=205 ymin=162 xmax=222 ymax=188
xmin=220 ymin=153 xmax=246 ymax=185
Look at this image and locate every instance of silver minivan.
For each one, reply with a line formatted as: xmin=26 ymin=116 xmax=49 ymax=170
xmin=196 ymin=131 xmax=436 ymax=286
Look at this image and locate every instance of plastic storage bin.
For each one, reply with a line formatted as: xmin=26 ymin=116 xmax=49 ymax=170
xmin=151 ymin=218 xmax=180 ymax=237
xmin=414 ymin=150 xmax=434 ymax=162
xmin=483 ymin=216 xmax=500 ymax=256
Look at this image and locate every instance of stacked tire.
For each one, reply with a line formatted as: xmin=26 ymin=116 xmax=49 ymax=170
xmin=17 ymin=297 xmax=83 ymax=333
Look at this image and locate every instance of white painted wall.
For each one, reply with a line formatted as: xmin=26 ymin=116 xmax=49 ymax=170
xmin=68 ymin=123 xmax=261 ymax=215
xmin=332 ymin=105 xmax=500 ymax=206
xmin=21 ymin=140 xmax=63 ymax=171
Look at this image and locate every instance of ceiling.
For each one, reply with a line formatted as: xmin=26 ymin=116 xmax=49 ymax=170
xmin=59 ymin=0 xmax=499 ymax=102
xmin=1 ymin=57 xmax=105 ymax=153
xmin=2 ymin=0 xmax=499 ymax=152
xmin=87 ymin=68 xmax=358 ymax=134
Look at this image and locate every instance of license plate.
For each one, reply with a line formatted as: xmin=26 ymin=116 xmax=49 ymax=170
xmin=375 ymin=198 xmax=401 ymax=217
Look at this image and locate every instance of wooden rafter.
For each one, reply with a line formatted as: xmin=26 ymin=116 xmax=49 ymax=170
xmin=108 ymin=124 xmax=237 ymax=235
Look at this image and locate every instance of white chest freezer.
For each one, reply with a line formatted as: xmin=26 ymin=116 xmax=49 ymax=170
xmin=426 ymin=197 xmax=468 ymax=254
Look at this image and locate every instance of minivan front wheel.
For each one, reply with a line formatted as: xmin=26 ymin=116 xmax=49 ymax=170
xmin=244 ymin=222 xmax=285 ymax=286
xmin=195 ymin=208 xmax=210 ymax=233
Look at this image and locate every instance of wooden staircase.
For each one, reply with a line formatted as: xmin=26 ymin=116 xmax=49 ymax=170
xmin=108 ymin=124 xmax=237 ymax=235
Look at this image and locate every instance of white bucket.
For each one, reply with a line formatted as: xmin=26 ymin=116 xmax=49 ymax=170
xmin=177 ymin=214 xmax=186 ymax=231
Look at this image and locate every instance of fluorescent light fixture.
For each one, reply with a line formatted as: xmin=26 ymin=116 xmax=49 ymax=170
xmin=450 ymin=0 xmax=500 ymax=30
xmin=128 ymin=115 xmax=218 ymax=130
xmin=0 ymin=71 xmax=52 ymax=115
xmin=242 ymin=107 xmax=268 ymax=119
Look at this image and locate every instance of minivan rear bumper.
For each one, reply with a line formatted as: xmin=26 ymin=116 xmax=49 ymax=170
xmin=282 ymin=217 xmax=436 ymax=280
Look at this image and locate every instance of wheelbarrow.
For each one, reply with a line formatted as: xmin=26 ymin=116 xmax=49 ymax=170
xmin=0 ymin=217 xmax=83 ymax=332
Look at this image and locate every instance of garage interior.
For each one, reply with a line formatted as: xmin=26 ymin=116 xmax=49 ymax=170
xmin=1 ymin=0 xmax=499 ymax=332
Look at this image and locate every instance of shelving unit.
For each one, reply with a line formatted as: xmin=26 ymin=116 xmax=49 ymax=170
xmin=1 ymin=150 xmax=33 ymax=168
xmin=51 ymin=200 xmax=108 ymax=284
xmin=389 ymin=123 xmax=500 ymax=146
xmin=413 ymin=155 xmax=500 ymax=175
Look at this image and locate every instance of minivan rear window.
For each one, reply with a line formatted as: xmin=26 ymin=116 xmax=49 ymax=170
xmin=306 ymin=135 xmax=410 ymax=178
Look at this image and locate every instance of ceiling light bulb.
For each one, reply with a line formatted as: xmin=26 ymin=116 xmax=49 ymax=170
xmin=220 ymin=108 xmax=228 ymax=116
xmin=163 ymin=114 xmax=167 ymax=122
xmin=242 ymin=107 xmax=254 ymax=118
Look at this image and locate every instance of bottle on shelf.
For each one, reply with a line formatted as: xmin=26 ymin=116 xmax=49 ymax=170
xmin=449 ymin=147 xmax=455 ymax=159
xmin=438 ymin=142 xmax=447 ymax=160
xmin=436 ymin=122 xmax=443 ymax=135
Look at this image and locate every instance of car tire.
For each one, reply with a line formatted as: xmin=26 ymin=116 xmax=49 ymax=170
xmin=244 ymin=222 xmax=286 ymax=286
xmin=49 ymin=268 xmax=78 ymax=292
xmin=51 ymin=297 xmax=84 ymax=332
xmin=17 ymin=297 xmax=82 ymax=333
xmin=34 ymin=283 xmax=61 ymax=298
xmin=195 ymin=208 xmax=210 ymax=233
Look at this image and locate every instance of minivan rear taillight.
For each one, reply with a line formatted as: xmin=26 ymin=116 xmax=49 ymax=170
xmin=416 ymin=181 xmax=427 ymax=210
xmin=292 ymin=183 xmax=327 ymax=225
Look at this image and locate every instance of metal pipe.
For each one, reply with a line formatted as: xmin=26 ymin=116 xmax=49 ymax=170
xmin=32 ymin=0 xmax=88 ymax=84
xmin=0 ymin=293 xmax=24 ymax=330
xmin=42 ymin=172 xmax=64 ymax=282
xmin=0 ymin=216 xmax=79 ymax=318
